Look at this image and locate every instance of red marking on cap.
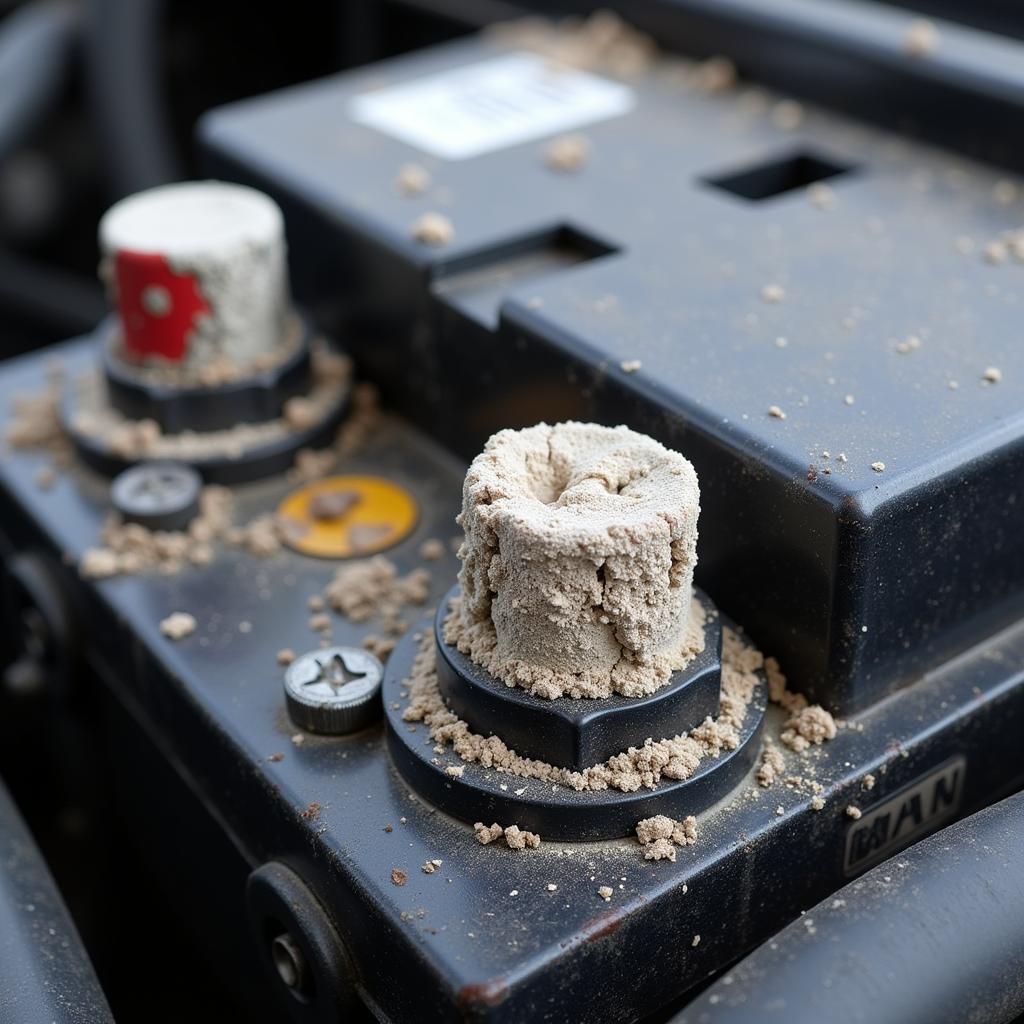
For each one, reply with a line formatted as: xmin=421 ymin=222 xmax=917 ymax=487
xmin=114 ymin=250 xmax=211 ymax=361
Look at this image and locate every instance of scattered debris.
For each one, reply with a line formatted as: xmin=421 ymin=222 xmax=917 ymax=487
xmin=984 ymin=240 xmax=1009 ymax=265
xmin=503 ymin=825 xmax=541 ymax=850
xmin=756 ymin=738 xmax=786 ymax=788
xmin=620 ymin=359 xmax=642 ymax=373
xmin=544 ymin=133 xmax=590 ymax=172
xmin=597 ymin=885 xmax=614 ymax=901
xmin=472 ymin=821 xmax=541 ymax=850
xmin=159 ymin=611 xmax=197 ymax=640
xmin=761 ymin=283 xmax=786 ymax=304
xmin=846 ymin=804 xmax=862 ymax=820
xmin=283 ymin=396 xmax=320 ymax=432
xmin=863 ymin=773 xmax=876 ymax=790
xmin=474 ymin=822 xmax=504 ymax=845
xmin=982 ymin=366 xmax=1003 ymax=384
xmin=895 ymin=335 xmax=922 ymax=354
xmin=277 ymin=648 xmax=296 ymax=666
xmin=489 ymin=9 xmax=659 ymax=81
xmin=771 ymin=99 xmax=804 ymax=131
xmin=781 ymin=705 xmax=838 ymax=753
xmin=767 ymin=404 xmax=786 ymax=420
xmin=810 ymin=795 xmax=826 ymax=811
xmin=636 ymin=814 xmax=698 ymax=862
xmin=314 ymin=557 xmax=430 ymax=658
xmin=421 ymin=859 xmax=443 ymax=874
xmin=692 ymin=55 xmax=736 ymax=94
xmin=80 ymin=485 xmax=233 ymax=578
xmin=871 ymin=461 xmax=886 ymax=473
xmin=80 ymin=548 xmax=120 ymax=580
xmin=546 ymin=883 xmax=558 ymax=892
xmin=5 ymin=383 xmax=67 ymax=453
xmin=418 ymin=538 xmax=446 ymax=561
xmin=309 ymin=489 xmax=361 ymax=520
xmin=903 ymin=19 xmax=938 ymax=58
xmin=397 ymin=163 xmax=431 ymax=195
xmin=391 ymin=868 xmax=407 ymax=886
xmin=301 ymin=802 xmax=323 ymax=821
xmin=807 ymin=183 xmax=835 ymax=210
xmin=411 ymin=212 xmax=454 ymax=246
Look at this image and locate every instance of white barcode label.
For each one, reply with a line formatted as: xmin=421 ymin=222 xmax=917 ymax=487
xmin=349 ymin=52 xmax=635 ymax=160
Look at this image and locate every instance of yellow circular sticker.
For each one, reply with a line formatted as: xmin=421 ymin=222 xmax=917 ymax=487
xmin=276 ymin=475 xmax=418 ymax=559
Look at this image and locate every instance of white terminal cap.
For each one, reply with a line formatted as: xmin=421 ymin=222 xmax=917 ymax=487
xmin=99 ymin=180 xmax=290 ymax=371
xmin=99 ymin=181 xmax=284 ymax=259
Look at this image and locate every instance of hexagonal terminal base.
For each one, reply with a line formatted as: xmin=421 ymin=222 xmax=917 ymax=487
xmin=434 ymin=584 xmax=721 ymax=771
xmin=383 ymin=614 xmax=766 ymax=841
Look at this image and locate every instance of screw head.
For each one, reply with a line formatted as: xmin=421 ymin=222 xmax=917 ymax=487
xmin=110 ymin=460 xmax=201 ymax=531
xmin=283 ymin=646 xmax=383 ymax=735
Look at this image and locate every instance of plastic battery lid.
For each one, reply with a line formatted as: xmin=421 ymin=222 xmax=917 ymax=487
xmin=99 ymin=180 xmax=283 ymax=259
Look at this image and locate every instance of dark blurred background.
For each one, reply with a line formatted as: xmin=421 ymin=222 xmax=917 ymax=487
xmin=0 ymin=0 xmax=529 ymax=359
xmin=1 ymin=0 xmax=1022 ymax=360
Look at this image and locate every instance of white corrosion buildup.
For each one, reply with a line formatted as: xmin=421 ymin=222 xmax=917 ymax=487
xmin=447 ymin=421 xmax=702 ymax=699
xmin=99 ymin=181 xmax=289 ymax=374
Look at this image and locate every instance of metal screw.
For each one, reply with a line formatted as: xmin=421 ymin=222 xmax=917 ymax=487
xmin=270 ymin=932 xmax=309 ymax=995
xmin=283 ymin=646 xmax=384 ymax=735
xmin=110 ymin=461 xmax=201 ymax=531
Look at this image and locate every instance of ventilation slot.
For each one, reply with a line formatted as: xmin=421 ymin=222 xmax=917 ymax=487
xmin=703 ymin=150 xmax=853 ymax=201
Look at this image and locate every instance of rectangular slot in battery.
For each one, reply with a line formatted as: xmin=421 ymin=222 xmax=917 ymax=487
xmin=703 ymin=149 xmax=853 ymax=201
xmin=431 ymin=227 xmax=618 ymax=327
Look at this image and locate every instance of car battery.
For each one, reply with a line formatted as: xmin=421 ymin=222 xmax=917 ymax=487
xmin=1 ymin=8 xmax=1024 ymax=1024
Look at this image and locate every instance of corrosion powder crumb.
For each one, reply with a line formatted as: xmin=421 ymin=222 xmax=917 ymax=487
xmin=903 ymin=18 xmax=938 ymax=58
xmin=846 ymin=805 xmax=862 ymax=820
xmin=411 ymin=212 xmax=453 ymax=246
xmin=160 ymin=611 xmax=196 ymax=640
xmin=767 ymin=405 xmax=786 ymax=420
xmin=982 ymin=366 xmax=1003 ymax=384
xmin=895 ymin=335 xmax=922 ymax=354
xmin=807 ymin=183 xmax=835 ymax=210
xmin=771 ymin=99 xmax=803 ymax=131
xmin=397 ymin=163 xmax=431 ymax=196
xmin=620 ymin=359 xmax=642 ymax=373
xmin=871 ymin=461 xmax=886 ymax=473
xmin=391 ymin=868 xmax=407 ymax=886
xmin=544 ymin=134 xmax=589 ymax=172
xmin=993 ymin=179 xmax=1018 ymax=206
xmin=598 ymin=886 xmax=614 ymax=901
xmin=419 ymin=538 xmax=445 ymax=560
xmin=546 ymin=883 xmax=558 ymax=892
xmin=810 ymin=795 xmax=825 ymax=811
